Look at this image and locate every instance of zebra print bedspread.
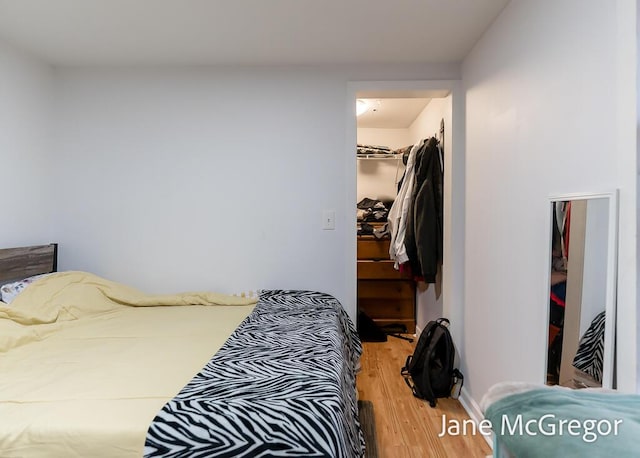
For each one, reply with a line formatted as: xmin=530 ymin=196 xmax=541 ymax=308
xmin=144 ymin=290 xmax=365 ymax=457
xmin=572 ymin=310 xmax=605 ymax=383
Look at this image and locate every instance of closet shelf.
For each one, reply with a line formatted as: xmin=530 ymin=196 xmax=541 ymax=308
xmin=356 ymin=154 xmax=402 ymax=160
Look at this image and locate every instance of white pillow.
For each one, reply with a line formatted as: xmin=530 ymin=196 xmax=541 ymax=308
xmin=0 ymin=273 xmax=52 ymax=304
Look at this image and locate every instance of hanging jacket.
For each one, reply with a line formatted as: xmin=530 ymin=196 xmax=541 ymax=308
xmin=404 ymin=137 xmax=443 ymax=283
xmin=388 ymin=140 xmax=424 ymax=268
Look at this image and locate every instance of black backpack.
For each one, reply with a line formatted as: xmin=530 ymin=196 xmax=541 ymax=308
xmin=400 ymin=318 xmax=463 ymax=407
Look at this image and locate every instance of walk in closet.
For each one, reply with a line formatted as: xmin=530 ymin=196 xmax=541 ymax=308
xmin=356 ymin=93 xmax=451 ymax=337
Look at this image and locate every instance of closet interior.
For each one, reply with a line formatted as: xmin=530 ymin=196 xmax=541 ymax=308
xmin=355 ymin=92 xmax=450 ymax=340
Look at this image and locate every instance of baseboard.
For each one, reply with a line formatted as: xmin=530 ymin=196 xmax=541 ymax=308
xmin=458 ymin=386 xmax=494 ymax=450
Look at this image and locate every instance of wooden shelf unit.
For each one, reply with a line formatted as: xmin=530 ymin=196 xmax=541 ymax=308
xmin=357 ymin=234 xmax=416 ymax=333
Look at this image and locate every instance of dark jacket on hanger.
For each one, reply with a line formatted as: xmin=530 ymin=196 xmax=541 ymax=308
xmin=403 ymin=136 xmax=443 ymax=283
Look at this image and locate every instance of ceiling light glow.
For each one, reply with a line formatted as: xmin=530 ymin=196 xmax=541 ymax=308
xmin=356 ymin=99 xmax=369 ymax=116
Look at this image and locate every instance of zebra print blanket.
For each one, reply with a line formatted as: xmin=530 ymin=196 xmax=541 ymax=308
xmin=572 ymin=310 xmax=605 ymax=382
xmin=144 ymin=290 xmax=365 ymax=457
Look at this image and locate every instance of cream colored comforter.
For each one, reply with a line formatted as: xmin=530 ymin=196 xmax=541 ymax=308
xmin=0 ymin=271 xmax=256 ymax=457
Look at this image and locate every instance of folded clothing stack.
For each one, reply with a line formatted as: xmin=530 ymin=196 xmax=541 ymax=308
xmin=356 ymin=144 xmax=393 ymax=156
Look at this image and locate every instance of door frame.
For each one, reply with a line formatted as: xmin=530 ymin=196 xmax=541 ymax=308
xmin=345 ymin=79 xmax=465 ymax=343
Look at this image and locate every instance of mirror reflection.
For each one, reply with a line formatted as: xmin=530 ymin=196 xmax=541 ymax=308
xmin=546 ymin=197 xmax=611 ymax=388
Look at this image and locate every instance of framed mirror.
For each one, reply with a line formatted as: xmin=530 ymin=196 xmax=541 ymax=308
xmin=545 ymin=191 xmax=618 ymax=389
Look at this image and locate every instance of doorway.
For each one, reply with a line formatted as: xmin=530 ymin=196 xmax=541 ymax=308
xmin=345 ymin=81 xmax=464 ymax=340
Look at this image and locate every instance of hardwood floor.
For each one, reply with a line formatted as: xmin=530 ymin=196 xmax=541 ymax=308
xmin=356 ymin=336 xmax=492 ymax=458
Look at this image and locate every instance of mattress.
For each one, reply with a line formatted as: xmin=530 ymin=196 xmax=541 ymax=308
xmin=145 ymin=289 xmax=364 ymax=457
xmin=1 ymin=273 xmax=364 ymax=457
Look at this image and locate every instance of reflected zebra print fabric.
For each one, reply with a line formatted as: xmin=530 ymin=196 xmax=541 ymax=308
xmin=572 ymin=310 xmax=605 ymax=383
xmin=144 ymin=290 xmax=365 ymax=457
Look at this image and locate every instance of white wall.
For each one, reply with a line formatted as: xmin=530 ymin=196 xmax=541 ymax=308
xmin=357 ymin=128 xmax=410 ymax=150
xmin=356 ymin=128 xmax=408 ymax=202
xmin=462 ymin=0 xmax=637 ymax=409
xmin=356 ymin=158 xmax=404 ymax=203
xmin=51 ymin=64 xmax=460 ymax=322
xmin=637 ymin=0 xmax=640 ymax=393
xmin=0 ymin=40 xmax=53 ymax=247
xmin=408 ymin=98 xmax=450 ymax=145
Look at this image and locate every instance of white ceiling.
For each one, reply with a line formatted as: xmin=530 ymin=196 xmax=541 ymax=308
xmin=0 ymin=0 xmax=509 ymax=66
xmin=357 ymin=98 xmax=431 ymax=129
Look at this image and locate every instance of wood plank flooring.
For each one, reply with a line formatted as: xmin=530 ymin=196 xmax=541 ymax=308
xmin=356 ymin=336 xmax=492 ymax=458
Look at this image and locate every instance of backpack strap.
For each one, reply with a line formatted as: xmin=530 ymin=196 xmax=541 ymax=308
xmin=401 ymin=355 xmax=425 ymax=400
xmin=417 ymin=325 xmax=446 ymax=407
xmin=451 ymin=368 xmax=464 ymax=399
xmin=436 ymin=317 xmax=450 ymax=328
xmin=400 ymin=355 xmax=412 ymax=377
xmin=403 ymin=375 xmax=424 ymax=400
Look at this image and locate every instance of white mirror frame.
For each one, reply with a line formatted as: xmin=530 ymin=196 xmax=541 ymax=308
xmin=544 ymin=190 xmax=618 ymax=389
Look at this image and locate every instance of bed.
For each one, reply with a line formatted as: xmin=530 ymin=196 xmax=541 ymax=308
xmin=0 ymin=244 xmax=364 ymax=457
xmin=480 ymin=382 xmax=640 ymax=458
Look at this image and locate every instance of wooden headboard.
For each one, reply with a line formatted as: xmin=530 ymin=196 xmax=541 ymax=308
xmin=0 ymin=244 xmax=58 ymax=283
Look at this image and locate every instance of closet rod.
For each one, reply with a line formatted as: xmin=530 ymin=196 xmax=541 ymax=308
xmin=356 ymin=154 xmax=402 ymax=160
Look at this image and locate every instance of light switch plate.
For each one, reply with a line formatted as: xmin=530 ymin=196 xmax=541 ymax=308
xmin=322 ymin=210 xmax=335 ymax=230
